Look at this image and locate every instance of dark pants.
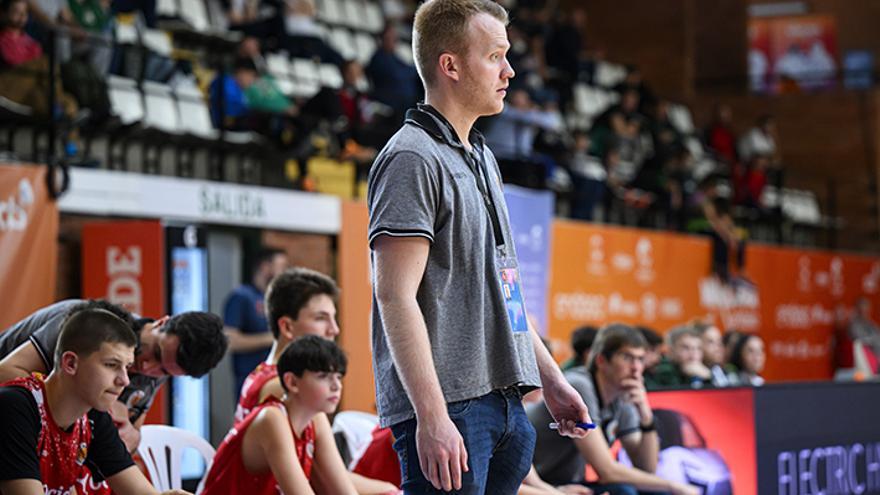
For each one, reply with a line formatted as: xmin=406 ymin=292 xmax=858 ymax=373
xmin=391 ymin=389 xmax=535 ymax=494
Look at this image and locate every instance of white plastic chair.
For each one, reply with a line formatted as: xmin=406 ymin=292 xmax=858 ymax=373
xmin=331 ymin=411 xmax=379 ymax=469
xmin=137 ymin=425 xmax=216 ymax=492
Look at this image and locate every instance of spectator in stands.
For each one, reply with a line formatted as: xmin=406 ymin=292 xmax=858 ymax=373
xmin=604 ymin=141 xmax=655 ymax=223
xmin=543 ymin=7 xmax=587 ymax=108
xmin=694 ymin=321 xmax=734 ymax=387
xmin=722 ymin=329 xmax=743 ymax=365
xmin=223 ymin=247 xmax=289 ymax=397
xmin=561 ymin=325 xmax=598 ymax=371
xmin=688 ymin=175 xmax=747 ymax=284
xmin=226 ymin=0 xmax=281 ymax=46
xmin=645 ymin=325 xmax=712 ymax=389
xmin=612 ymin=66 xmax=654 ymax=115
xmin=0 ymin=0 xmax=79 ymax=116
xmin=733 ymin=154 xmax=770 ymax=210
xmin=209 ymin=57 xmax=305 ymax=143
xmin=281 ymin=0 xmax=343 ymax=65
xmin=528 ymin=324 xmax=699 ymax=495
xmin=66 ymin=0 xmax=112 ymax=74
xmin=485 ymin=87 xmax=564 ymax=186
xmin=365 ymin=23 xmax=420 ymax=120
xmin=648 ymin=99 xmax=683 ymax=163
xmin=590 ymin=88 xmax=646 ymax=175
xmin=737 ymin=114 xmax=779 ymax=164
xmin=849 ymin=297 xmax=880 ymax=358
xmin=703 ymin=103 xmax=737 ymax=164
xmin=111 ymin=0 xmax=155 ymax=28
xmin=637 ymin=326 xmax=663 ymax=377
xmin=568 ymin=131 xmax=606 ymax=221
xmin=728 ymin=334 xmax=765 ymax=386
xmin=336 ymin=59 xmax=389 ymax=163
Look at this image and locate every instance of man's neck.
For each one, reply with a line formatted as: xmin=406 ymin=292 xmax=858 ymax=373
xmin=252 ymin=275 xmax=267 ymax=293
xmin=44 ymin=373 xmax=88 ymax=430
xmin=267 ymin=339 xmax=288 ymax=366
xmin=594 ymin=370 xmax=616 ymax=406
xmin=425 ymin=92 xmax=476 ymax=151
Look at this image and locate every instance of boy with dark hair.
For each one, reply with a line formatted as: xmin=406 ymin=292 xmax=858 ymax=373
xmin=0 ymin=300 xmax=228 ymax=457
xmin=0 ymin=308 xmax=189 ymax=495
xmin=236 ymin=267 xmax=341 ymax=421
xmin=236 ymin=267 xmax=399 ymax=495
xmin=201 ymin=335 xmax=355 ymax=495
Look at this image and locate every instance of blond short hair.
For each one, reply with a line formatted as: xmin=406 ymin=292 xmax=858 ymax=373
xmin=412 ymin=0 xmax=508 ymax=87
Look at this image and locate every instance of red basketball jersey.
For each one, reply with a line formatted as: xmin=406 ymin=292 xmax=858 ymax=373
xmin=4 ymin=374 xmax=93 ymax=495
xmin=234 ymin=362 xmax=278 ymax=424
xmin=201 ymin=400 xmax=315 ymax=495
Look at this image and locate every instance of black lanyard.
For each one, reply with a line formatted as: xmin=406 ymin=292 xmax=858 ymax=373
xmin=406 ymin=108 xmax=505 ymax=247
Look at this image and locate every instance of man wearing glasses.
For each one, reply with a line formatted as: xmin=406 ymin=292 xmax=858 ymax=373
xmin=527 ymin=324 xmax=699 ymax=495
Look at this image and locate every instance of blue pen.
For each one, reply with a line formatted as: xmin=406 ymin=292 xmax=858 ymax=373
xmin=548 ymin=422 xmax=597 ymax=430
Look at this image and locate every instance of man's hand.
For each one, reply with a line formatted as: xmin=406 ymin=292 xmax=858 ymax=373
xmin=415 ymin=413 xmax=468 ymax=492
xmin=542 ymin=379 xmax=592 ymax=438
xmin=619 ymin=377 xmax=652 ymax=424
xmin=159 ymin=490 xmax=192 ymax=495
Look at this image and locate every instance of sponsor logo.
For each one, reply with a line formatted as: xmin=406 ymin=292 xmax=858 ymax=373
xmin=0 ymin=178 xmax=34 ymax=232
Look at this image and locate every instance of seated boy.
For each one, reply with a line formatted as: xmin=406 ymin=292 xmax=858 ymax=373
xmin=201 ymin=335 xmax=356 ymax=495
xmin=0 ymin=308 xmax=189 ymax=495
xmin=235 ymin=267 xmax=399 ymax=495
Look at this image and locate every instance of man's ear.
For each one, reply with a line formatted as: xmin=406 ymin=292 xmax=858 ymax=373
xmin=438 ymin=52 xmax=460 ymax=82
xmin=59 ymin=351 xmax=79 ymax=375
xmin=278 ymin=316 xmax=296 ymax=341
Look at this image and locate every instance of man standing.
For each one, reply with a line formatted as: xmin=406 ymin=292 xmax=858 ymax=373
xmin=367 ymin=1 xmax=590 ymax=493
xmin=223 ymin=247 xmax=289 ymax=396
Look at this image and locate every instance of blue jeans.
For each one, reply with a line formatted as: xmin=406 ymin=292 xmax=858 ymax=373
xmin=390 ymin=388 xmax=536 ymax=494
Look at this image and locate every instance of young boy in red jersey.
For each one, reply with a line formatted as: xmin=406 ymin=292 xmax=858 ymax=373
xmin=0 ymin=308 xmax=189 ymax=495
xmin=201 ymin=335 xmax=356 ymax=494
xmin=235 ymin=267 xmax=400 ymax=495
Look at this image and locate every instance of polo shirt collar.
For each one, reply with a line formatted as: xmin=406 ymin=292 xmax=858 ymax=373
xmin=405 ymin=103 xmax=486 ymax=151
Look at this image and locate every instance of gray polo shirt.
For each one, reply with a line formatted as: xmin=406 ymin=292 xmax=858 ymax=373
xmin=0 ymin=299 xmax=166 ymax=423
xmin=367 ymin=104 xmax=541 ymax=427
xmin=527 ymin=366 xmax=641 ymax=484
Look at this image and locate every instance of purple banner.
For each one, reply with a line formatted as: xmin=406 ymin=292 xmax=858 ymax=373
xmin=504 ymin=185 xmax=554 ymax=335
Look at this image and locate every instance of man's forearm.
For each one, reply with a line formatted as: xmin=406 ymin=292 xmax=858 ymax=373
xmin=630 ymin=431 xmax=660 ymax=473
xmin=224 ymin=328 xmax=274 ymax=352
xmin=378 ymin=296 xmax=446 ymax=418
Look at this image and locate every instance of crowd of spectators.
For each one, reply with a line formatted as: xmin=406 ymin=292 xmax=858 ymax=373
xmin=565 ymin=320 xmax=767 ymax=391
xmin=1 ymin=0 xmax=791 ymax=242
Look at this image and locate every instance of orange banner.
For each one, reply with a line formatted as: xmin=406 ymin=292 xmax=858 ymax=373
xmin=338 ymin=201 xmax=375 ymax=413
xmin=547 ymin=222 xmax=880 ymax=382
xmin=0 ymin=164 xmax=59 ymax=330
xmin=82 ymin=220 xmax=167 ymax=423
